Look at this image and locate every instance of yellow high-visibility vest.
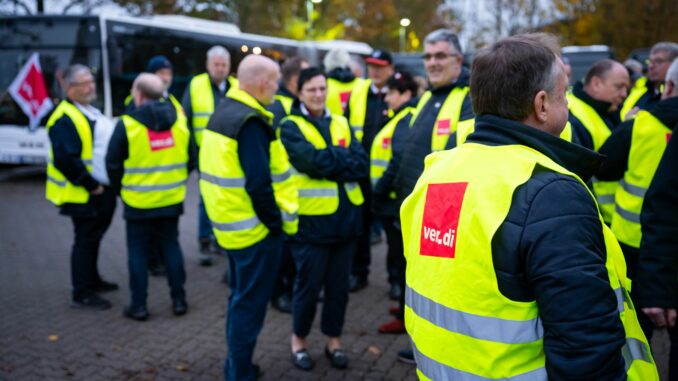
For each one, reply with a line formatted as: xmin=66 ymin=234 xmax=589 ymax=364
xmin=282 ymin=114 xmax=364 ymax=215
xmin=370 ymin=106 xmax=414 ymax=198
xmin=401 ymin=142 xmax=658 ymax=381
xmin=189 ymin=73 xmax=238 ymax=147
xmin=327 ymin=77 xmax=363 ymax=116
xmin=411 ymin=86 xmax=470 ymax=152
xmin=120 ymin=114 xmax=189 ymax=209
xmin=45 ymin=101 xmax=93 ymax=206
xmin=199 ymin=87 xmax=298 ymax=250
xmin=620 ymin=77 xmax=648 ymax=121
xmin=611 ymin=110 xmax=672 ymax=248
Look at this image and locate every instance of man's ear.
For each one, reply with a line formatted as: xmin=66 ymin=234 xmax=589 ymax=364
xmin=533 ymin=90 xmax=548 ymax=123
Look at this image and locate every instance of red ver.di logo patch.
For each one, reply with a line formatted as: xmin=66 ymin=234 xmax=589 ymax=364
xmin=148 ymin=129 xmax=175 ymax=151
xmin=436 ymin=119 xmax=451 ymax=135
xmin=420 ymin=182 xmax=468 ymax=258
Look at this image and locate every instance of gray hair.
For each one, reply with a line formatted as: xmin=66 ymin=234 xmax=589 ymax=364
xmin=323 ymin=49 xmax=351 ymax=71
xmin=666 ymin=58 xmax=678 ymax=86
xmin=424 ymin=29 xmax=462 ymax=56
xmin=207 ymin=45 xmax=231 ymax=61
xmin=62 ymin=64 xmax=92 ymax=87
xmin=651 ymin=42 xmax=678 ymax=62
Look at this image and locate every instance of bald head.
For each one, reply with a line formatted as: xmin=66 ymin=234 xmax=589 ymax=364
xmin=237 ymin=55 xmax=281 ymax=105
xmin=583 ymin=59 xmax=629 ymax=112
xmin=132 ymin=73 xmax=165 ymax=107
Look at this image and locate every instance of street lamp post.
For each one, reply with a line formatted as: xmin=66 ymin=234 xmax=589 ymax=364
xmin=306 ymin=0 xmax=323 ymax=38
xmin=399 ymin=18 xmax=411 ymax=53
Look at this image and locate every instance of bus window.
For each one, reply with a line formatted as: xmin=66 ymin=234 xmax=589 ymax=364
xmin=0 ymin=17 xmax=104 ymax=127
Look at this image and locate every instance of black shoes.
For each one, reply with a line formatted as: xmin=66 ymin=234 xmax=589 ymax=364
xmin=389 ymin=283 xmax=402 ymax=300
xmin=349 ymin=275 xmax=368 ymax=293
xmin=291 ymin=349 xmax=314 ymax=371
xmin=94 ymin=280 xmax=119 ymax=293
xmin=397 ymin=349 xmax=415 ymax=364
xmin=123 ymin=305 xmax=149 ymax=321
xmin=325 ymin=347 xmax=349 ymax=369
xmin=272 ymin=293 xmax=292 ymax=314
xmin=71 ymin=295 xmax=112 ymax=310
xmin=199 ymin=239 xmax=214 ymax=267
xmin=172 ymin=299 xmax=188 ymax=316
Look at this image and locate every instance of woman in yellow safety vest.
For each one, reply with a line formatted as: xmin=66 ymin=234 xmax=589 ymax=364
xmin=370 ymin=71 xmax=419 ymax=334
xmin=279 ymin=67 xmax=368 ymax=371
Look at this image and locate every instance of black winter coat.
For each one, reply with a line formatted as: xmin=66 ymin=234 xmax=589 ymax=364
xmin=279 ymin=101 xmax=368 ymax=244
xmin=465 ymin=114 xmax=626 ymax=381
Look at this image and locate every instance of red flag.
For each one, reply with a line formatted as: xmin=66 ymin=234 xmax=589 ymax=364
xmin=8 ymin=52 xmax=54 ymax=131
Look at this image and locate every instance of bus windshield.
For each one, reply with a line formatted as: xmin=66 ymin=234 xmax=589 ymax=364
xmin=0 ymin=16 xmax=104 ymax=127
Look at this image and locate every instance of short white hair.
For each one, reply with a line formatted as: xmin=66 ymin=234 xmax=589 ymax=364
xmin=323 ymin=49 xmax=351 ymax=71
xmin=207 ymin=45 xmax=231 ymax=61
xmin=666 ymin=58 xmax=678 ymax=86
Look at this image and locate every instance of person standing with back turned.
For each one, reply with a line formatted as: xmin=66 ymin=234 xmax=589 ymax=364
xmin=401 ymin=33 xmax=658 ymax=381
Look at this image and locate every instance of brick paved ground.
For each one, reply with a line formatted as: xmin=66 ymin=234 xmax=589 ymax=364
xmin=0 ymin=166 xmax=670 ymax=380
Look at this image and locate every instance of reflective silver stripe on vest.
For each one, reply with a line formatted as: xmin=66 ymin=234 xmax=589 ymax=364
xmin=200 ymin=173 xmax=246 ymax=188
xmin=622 ymin=337 xmax=653 ymax=370
xmin=47 ymin=176 xmax=67 ymax=187
xmin=193 ymin=112 xmax=212 ymax=117
xmin=50 ymin=159 xmax=92 ymax=166
xmin=194 ymin=127 xmax=206 ymax=132
xmin=614 ymin=288 xmax=626 ymax=313
xmin=620 ymin=179 xmax=647 ymax=197
xmin=298 ymin=188 xmax=338 ymax=197
xmin=406 ymin=286 xmax=543 ymax=344
xmin=596 ymin=194 xmax=616 ymax=204
xmin=615 ymin=204 xmax=641 ymax=224
xmin=371 ymin=159 xmax=389 ymax=168
xmin=122 ymin=180 xmax=186 ymax=192
xmin=211 ymin=216 xmax=261 ymax=232
xmin=412 ymin=341 xmax=547 ymax=381
xmin=125 ymin=163 xmax=185 ymax=174
xmin=282 ymin=211 xmax=298 ymax=222
xmin=345 ymin=182 xmax=359 ymax=191
xmin=271 ymin=169 xmax=292 ymax=183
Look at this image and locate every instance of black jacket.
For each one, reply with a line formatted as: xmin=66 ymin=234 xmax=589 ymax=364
xmin=568 ymin=82 xmax=621 ymax=151
xmin=106 ymin=99 xmax=197 ymax=220
xmin=206 ymin=96 xmax=283 ymax=235
xmin=393 ymin=69 xmax=474 ymax=204
xmin=597 ymin=97 xmax=678 ymax=181
xmin=372 ymin=99 xmax=417 ymax=217
xmin=267 ymin=84 xmax=295 ymax=129
xmin=465 ymin=114 xmax=626 ymax=381
xmin=280 ymin=101 xmax=368 ymax=244
xmin=48 ymin=99 xmax=112 ymax=217
xmin=636 ymin=122 xmax=678 ymax=309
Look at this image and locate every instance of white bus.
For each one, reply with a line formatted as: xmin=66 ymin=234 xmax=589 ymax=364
xmin=0 ymin=14 xmax=372 ymax=164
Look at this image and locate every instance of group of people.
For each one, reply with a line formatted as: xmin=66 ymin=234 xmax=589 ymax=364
xmin=45 ymin=26 xmax=678 ymax=381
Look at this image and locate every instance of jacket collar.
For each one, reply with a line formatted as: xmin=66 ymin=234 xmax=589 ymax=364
xmin=572 ymin=82 xmax=614 ymax=117
xmin=227 ymin=87 xmax=273 ymax=124
xmin=277 ymin=84 xmax=295 ymax=99
xmin=429 ymin=67 xmax=471 ymax=95
xmin=650 ymin=97 xmax=678 ymax=129
xmin=467 ymin=114 xmax=604 ymax=182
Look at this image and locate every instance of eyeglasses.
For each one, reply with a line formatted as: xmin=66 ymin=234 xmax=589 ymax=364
xmin=72 ymin=79 xmax=95 ymax=86
xmin=646 ymin=58 xmax=669 ymax=66
xmin=422 ymin=52 xmax=457 ymax=61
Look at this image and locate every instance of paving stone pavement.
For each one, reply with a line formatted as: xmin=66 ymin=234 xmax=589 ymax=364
xmin=0 ymin=167 xmax=670 ymax=380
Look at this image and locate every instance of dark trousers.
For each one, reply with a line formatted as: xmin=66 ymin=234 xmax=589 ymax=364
xmin=352 ymin=180 xmax=372 ymax=279
xmin=272 ymin=238 xmax=295 ymax=300
xmin=292 ymin=240 xmax=354 ymax=337
xmin=623 ymin=243 xmax=678 ymax=379
xmin=125 ymin=217 xmax=186 ymax=307
xmin=70 ymin=191 xmax=116 ymax=300
xmin=225 ymin=234 xmax=283 ymax=381
xmin=395 ymin=223 xmax=406 ymax=321
xmin=198 ymin=194 xmax=212 ymax=241
xmin=381 ymin=215 xmax=404 ymax=286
